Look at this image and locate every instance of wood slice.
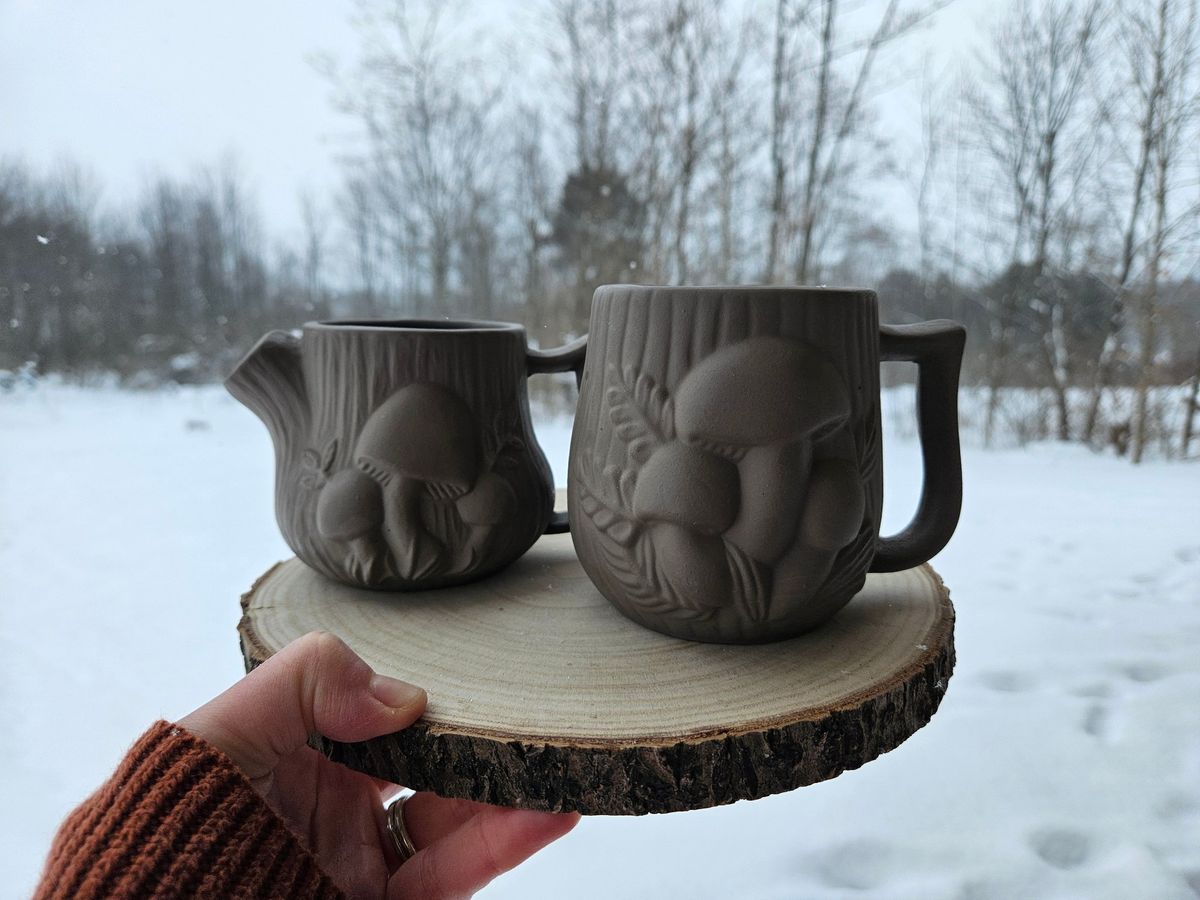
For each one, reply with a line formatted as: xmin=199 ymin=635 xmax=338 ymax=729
xmin=238 ymin=533 xmax=954 ymax=816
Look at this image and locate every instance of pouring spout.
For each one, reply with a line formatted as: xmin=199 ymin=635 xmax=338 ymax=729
xmin=225 ymin=330 xmax=309 ymax=449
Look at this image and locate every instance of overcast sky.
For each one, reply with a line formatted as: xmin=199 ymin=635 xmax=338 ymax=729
xmin=0 ymin=0 xmax=993 ymax=245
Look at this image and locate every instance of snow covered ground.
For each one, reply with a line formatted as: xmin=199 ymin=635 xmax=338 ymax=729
xmin=2 ymin=382 xmax=1198 ymax=899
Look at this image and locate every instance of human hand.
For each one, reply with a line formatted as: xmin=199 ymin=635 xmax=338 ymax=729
xmin=179 ymin=632 xmax=579 ymax=899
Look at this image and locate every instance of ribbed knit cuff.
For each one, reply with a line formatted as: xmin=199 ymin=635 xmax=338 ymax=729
xmin=34 ymin=721 xmax=345 ymax=900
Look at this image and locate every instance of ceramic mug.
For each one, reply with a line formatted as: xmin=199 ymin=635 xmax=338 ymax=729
xmin=228 ymin=319 xmax=586 ymax=590
xmin=567 ymin=285 xmax=964 ymax=643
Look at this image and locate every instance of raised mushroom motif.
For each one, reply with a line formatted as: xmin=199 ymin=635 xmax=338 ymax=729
xmin=797 ymin=457 xmax=865 ymax=552
xmin=315 ymin=467 xmax=387 ymax=584
xmin=354 ymin=383 xmax=482 ymax=582
xmin=673 ymin=336 xmax=858 ymax=571
xmin=454 ymin=471 xmax=519 ymax=571
xmin=723 ymin=443 xmax=811 ymax=565
xmin=768 ymin=457 xmax=866 ymax=615
xmin=577 ymin=334 xmax=870 ymax=635
xmin=674 ymin=336 xmax=851 ymax=459
xmin=631 ymin=442 xmax=739 ymax=536
xmin=642 ymin=522 xmax=732 ymax=617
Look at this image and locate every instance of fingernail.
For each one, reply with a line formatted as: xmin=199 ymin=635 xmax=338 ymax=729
xmin=370 ymin=674 xmax=425 ymax=709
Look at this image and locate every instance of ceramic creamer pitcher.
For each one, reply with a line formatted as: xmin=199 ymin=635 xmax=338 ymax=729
xmin=228 ymin=319 xmax=585 ymax=591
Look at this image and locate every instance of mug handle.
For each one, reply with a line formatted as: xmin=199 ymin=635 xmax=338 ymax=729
xmin=871 ymin=320 xmax=966 ymax=572
xmin=526 ymin=335 xmax=588 ymax=534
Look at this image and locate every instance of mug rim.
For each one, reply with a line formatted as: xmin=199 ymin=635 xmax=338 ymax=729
xmin=597 ymin=284 xmax=875 ymax=300
xmin=305 ymin=318 xmax=525 ymax=334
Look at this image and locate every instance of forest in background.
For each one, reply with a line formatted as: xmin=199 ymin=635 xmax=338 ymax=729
xmin=1 ymin=0 xmax=1198 ymax=460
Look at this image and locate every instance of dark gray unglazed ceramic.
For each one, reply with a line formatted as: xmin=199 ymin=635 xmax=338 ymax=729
xmin=567 ymin=285 xmax=964 ymax=643
xmin=227 ymin=320 xmax=585 ymax=590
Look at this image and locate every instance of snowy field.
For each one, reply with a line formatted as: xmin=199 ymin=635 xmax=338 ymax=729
xmin=2 ymin=382 xmax=1198 ymax=899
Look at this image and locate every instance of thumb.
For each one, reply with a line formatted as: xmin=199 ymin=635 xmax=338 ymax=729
xmin=179 ymin=631 xmax=426 ymax=781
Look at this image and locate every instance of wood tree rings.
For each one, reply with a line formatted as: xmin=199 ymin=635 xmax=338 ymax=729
xmin=238 ymin=533 xmax=954 ymax=815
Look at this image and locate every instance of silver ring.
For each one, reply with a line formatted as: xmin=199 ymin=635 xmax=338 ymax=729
xmin=386 ymin=793 xmax=418 ymax=863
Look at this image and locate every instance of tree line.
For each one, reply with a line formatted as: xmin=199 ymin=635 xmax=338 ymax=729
xmin=1 ymin=0 xmax=1197 ymax=458
xmin=0 ymin=159 xmax=325 ymax=381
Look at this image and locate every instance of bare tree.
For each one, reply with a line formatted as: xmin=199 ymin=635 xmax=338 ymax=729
xmin=334 ymin=0 xmax=502 ymax=314
xmin=907 ymin=56 xmax=955 ymax=313
xmin=552 ymin=0 xmax=630 ymax=174
xmin=707 ymin=9 xmax=759 ymax=282
xmin=299 ymin=190 xmax=328 ymax=314
xmin=339 ymin=175 xmax=381 ymax=315
xmin=967 ymin=0 xmax=1105 ymax=444
xmin=1183 ymin=343 xmax=1200 ymax=456
xmin=1131 ymin=0 xmax=1200 ymax=462
xmin=664 ymin=1 xmax=708 ymax=283
xmin=546 ymin=0 xmax=649 ymax=324
xmin=140 ymin=178 xmax=194 ymax=340
xmin=764 ymin=0 xmax=790 ymax=283
xmin=191 ymin=159 xmax=266 ymax=348
xmin=1082 ymin=0 xmax=1174 ymax=443
xmin=916 ymin=63 xmax=941 ymax=293
xmin=512 ymin=105 xmax=553 ymax=314
xmin=630 ymin=0 xmax=735 ymax=283
xmin=764 ymin=0 xmax=950 ymax=285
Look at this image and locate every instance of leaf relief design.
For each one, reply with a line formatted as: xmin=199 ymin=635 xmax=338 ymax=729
xmin=585 ymin=369 xmax=729 ymax=624
xmin=320 ymin=436 xmax=339 ymax=471
xmin=343 ymin=541 xmax=394 ymax=586
xmin=808 ymin=406 xmax=878 ymax=605
xmin=815 ymin=523 xmax=875 ymax=605
xmin=301 ymin=436 xmax=338 ymax=489
xmin=578 ymin=457 xmax=715 ymax=622
xmin=576 ymin=457 xmax=639 ymax=548
xmin=595 ymin=534 xmax=658 ymax=601
xmin=633 ymin=534 xmax=717 ymax=621
xmin=726 ymin=541 xmax=772 ymax=622
xmin=486 ymin=406 xmax=526 ymax=470
xmin=606 ymin=366 xmax=675 ymax=465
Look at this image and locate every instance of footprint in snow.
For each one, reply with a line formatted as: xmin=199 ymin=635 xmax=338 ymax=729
xmin=1081 ymin=703 xmax=1109 ymax=739
xmin=1028 ymin=828 xmax=1092 ymax=870
xmin=978 ymin=670 xmax=1036 ymax=693
xmin=1154 ymin=791 xmax=1199 ymax=822
xmin=1120 ymin=661 xmax=1169 ymax=683
xmin=1070 ymin=682 xmax=1112 ymax=699
xmin=811 ymin=839 xmax=895 ymax=890
xmin=956 ymin=879 xmax=1011 ymax=900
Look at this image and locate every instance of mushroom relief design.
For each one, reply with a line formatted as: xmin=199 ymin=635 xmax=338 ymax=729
xmin=312 ymin=383 xmax=523 ymax=585
xmin=576 ymin=336 xmax=867 ymax=627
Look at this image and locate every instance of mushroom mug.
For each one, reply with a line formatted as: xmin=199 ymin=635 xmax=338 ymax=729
xmin=227 ymin=319 xmax=585 ymax=590
xmin=567 ymin=285 xmax=964 ymax=643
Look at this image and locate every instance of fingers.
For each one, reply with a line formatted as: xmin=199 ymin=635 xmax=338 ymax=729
xmin=388 ymin=806 xmax=580 ymax=900
xmin=379 ymin=792 xmax=494 ymax=878
xmin=179 ymin=632 xmax=426 ymax=781
xmin=377 ymin=791 xmax=485 ymax=877
xmin=401 ymin=793 xmax=496 ymax=848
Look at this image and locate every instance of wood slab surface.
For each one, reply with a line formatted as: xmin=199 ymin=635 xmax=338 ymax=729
xmin=239 ymin=533 xmax=954 ymax=815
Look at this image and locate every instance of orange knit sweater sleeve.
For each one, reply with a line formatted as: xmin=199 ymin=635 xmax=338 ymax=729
xmin=33 ymin=721 xmax=346 ymax=900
